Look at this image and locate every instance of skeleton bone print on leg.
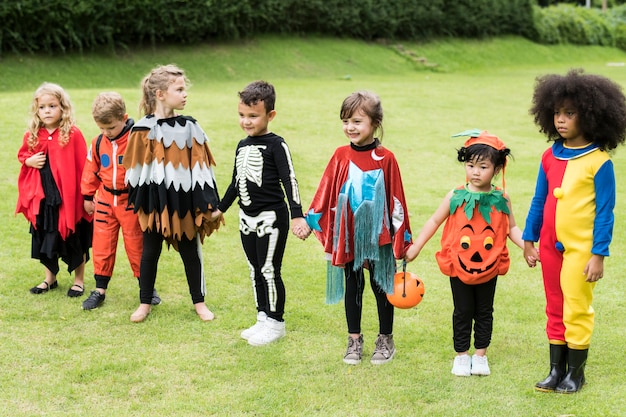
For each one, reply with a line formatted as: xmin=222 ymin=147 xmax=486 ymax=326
xmin=236 ymin=145 xmax=266 ymax=206
xmin=239 ymin=210 xmax=280 ymax=311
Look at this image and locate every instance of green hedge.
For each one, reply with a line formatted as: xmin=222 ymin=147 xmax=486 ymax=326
xmin=531 ymin=4 xmax=615 ymax=45
xmin=0 ymin=0 xmax=534 ymax=54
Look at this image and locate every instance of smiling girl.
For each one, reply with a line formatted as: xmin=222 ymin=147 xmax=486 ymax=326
xmin=303 ymin=91 xmax=413 ymax=365
xmin=405 ymin=130 xmax=523 ymax=377
xmin=16 ymin=82 xmax=92 ymax=298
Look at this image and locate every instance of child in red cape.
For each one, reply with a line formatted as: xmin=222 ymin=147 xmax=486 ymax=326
xmin=16 ymin=82 xmax=92 ymax=297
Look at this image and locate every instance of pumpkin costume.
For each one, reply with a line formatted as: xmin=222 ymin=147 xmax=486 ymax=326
xmin=436 ymin=185 xmax=511 ymax=285
xmin=416 ymin=130 xmax=520 ymax=369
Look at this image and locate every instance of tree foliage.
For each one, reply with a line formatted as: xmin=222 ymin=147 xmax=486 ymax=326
xmin=0 ymin=0 xmax=534 ymax=54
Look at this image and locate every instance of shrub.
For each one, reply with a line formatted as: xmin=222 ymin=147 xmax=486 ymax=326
xmin=531 ymin=4 xmax=615 ymax=46
xmin=0 ymin=0 xmax=535 ymax=55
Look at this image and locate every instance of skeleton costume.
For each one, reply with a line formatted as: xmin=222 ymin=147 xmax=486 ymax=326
xmin=218 ymin=132 xmax=303 ymax=322
xmin=123 ymin=115 xmax=221 ymax=305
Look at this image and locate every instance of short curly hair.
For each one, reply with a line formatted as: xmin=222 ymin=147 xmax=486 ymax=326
xmin=529 ymin=68 xmax=626 ymax=151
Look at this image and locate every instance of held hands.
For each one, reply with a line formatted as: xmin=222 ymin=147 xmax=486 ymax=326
xmin=404 ymin=242 xmax=420 ymax=263
xmin=292 ymin=217 xmax=311 ymax=240
xmin=523 ymin=241 xmax=539 ymax=268
xmin=26 ymin=152 xmax=46 ymax=169
xmin=210 ymin=209 xmax=224 ymax=223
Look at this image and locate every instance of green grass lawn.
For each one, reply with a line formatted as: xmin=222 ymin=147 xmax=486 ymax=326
xmin=2 ymin=36 xmax=626 ymax=416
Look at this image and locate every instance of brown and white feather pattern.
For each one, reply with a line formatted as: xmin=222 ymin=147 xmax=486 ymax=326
xmin=124 ymin=115 xmax=221 ymax=246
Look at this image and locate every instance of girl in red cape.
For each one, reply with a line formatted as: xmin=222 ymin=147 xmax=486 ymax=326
xmin=16 ymin=82 xmax=92 ymax=297
xmin=301 ymin=91 xmax=413 ymax=366
xmin=405 ymin=130 xmax=523 ymax=377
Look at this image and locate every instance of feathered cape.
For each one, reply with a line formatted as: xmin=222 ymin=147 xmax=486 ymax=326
xmin=123 ymin=115 xmax=221 ymax=246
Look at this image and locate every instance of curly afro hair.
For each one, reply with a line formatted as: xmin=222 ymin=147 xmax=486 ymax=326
xmin=529 ymin=68 xmax=626 ymax=151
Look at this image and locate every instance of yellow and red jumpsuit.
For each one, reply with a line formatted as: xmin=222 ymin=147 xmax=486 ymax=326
xmin=523 ymin=141 xmax=615 ymax=349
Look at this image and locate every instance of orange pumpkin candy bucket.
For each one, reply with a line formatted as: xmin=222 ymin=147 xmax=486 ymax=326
xmin=387 ymin=261 xmax=425 ymax=309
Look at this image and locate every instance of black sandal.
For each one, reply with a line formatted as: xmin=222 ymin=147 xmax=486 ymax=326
xmin=30 ymin=280 xmax=58 ymax=294
xmin=67 ymin=284 xmax=84 ymax=297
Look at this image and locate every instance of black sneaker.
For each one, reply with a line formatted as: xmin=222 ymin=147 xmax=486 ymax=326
xmin=82 ymin=290 xmax=105 ymax=310
xmin=151 ymin=289 xmax=162 ymax=305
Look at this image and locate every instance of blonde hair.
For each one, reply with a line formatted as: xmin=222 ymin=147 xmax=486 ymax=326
xmin=138 ymin=64 xmax=190 ymax=116
xmin=340 ymin=90 xmax=384 ymax=142
xmin=92 ymin=92 xmax=126 ymax=124
xmin=27 ymin=82 xmax=75 ymax=149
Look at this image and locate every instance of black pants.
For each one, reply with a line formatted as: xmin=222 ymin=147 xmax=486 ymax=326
xmin=344 ymin=262 xmax=394 ymax=335
xmin=450 ymin=276 xmax=498 ymax=352
xmin=239 ymin=208 xmax=288 ymax=322
xmin=139 ymin=229 xmax=205 ymax=304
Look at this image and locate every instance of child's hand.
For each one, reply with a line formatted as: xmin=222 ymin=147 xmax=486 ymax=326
xmin=404 ymin=243 xmax=420 ymax=262
xmin=210 ymin=209 xmax=223 ymax=222
xmin=84 ymin=200 xmax=95 ymax=216
xmin=523 ymin=242 xmax=539 ymax=268
xmin=584 ymin=254 xmax=604 ymax=282
xmin=26 ymin=152 xmax=46 ymax=169
xmin=291 ymin=217 xmax=311 ymax=240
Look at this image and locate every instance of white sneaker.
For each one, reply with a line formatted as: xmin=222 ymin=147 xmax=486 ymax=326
xmin=451 ymin=354 xmax=471 ymax=376
xmin=248 ymin=317 xmax=286 ymax=346
xmin=471 ymin=354 xmax=491 ymax=376
xmin=241 ymin=312 xmax=267 ymax=340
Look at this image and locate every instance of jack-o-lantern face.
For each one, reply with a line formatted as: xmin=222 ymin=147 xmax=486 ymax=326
xmin=456 ymin=223 xmax=498 ymax=276
xmin=438 ymin=207 xmax=510 ymax=284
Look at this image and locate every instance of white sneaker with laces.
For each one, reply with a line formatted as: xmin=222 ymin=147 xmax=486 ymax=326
xmin=248 ymin=317 xmax=286 ymax=346
xmin=451 ymin=354 xmax=471 ymax=376
xmin=471 ymin=354 xmax=491 ymax=376
xmin=241 ymin=311 xmax=267 ymax=340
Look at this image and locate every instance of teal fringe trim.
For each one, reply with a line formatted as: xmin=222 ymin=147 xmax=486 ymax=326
xmin=352 ymin=174 xmax=386 ymax=269
xmin=326 ymin=261 xmax=345 ymax=304
xmin=372 ymin=244 xmax=395 ymax=294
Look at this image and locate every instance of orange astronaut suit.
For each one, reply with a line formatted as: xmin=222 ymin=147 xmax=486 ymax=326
xmin=81 ymin=120 xmax=142 ymax=281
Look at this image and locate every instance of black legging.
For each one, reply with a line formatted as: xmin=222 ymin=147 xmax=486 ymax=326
xmin=239 ymin=207 xmax=289 ymax=322
xmin=138 ymin=229 xmax=205 ymax=304
xmin=449 ymin=276 xmax=498 ymax=352
xmin=344 ymin=262 xmax=394 ymax=335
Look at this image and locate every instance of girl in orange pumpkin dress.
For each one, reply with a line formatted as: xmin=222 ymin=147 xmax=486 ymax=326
xmin=405 ymin=130 xmax=523 ymax=377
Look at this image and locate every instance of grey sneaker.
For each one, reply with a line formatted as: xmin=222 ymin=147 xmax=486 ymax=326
xmin=82 ymin=290 xmax=105 ymax=310
xmin=343 ymin=335 xmax=363 ymax=365
xmin=151 ymin=289 xmax=161 ymax=305
xmin=371 ymin=334 xmax=396 ymax=365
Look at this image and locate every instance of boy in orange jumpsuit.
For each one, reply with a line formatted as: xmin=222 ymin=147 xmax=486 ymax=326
xmin=81 ymin=92 xmax=160 ymax=310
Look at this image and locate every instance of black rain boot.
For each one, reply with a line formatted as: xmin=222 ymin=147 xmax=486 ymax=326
xmin=555 ymin=348 xmax=588 ymax=394
xmin=535 ymin=344 xmax=567 ymax=392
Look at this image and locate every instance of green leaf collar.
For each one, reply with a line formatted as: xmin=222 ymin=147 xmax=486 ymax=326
xmin=449 ymin=185 xmax=510 ymax=224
